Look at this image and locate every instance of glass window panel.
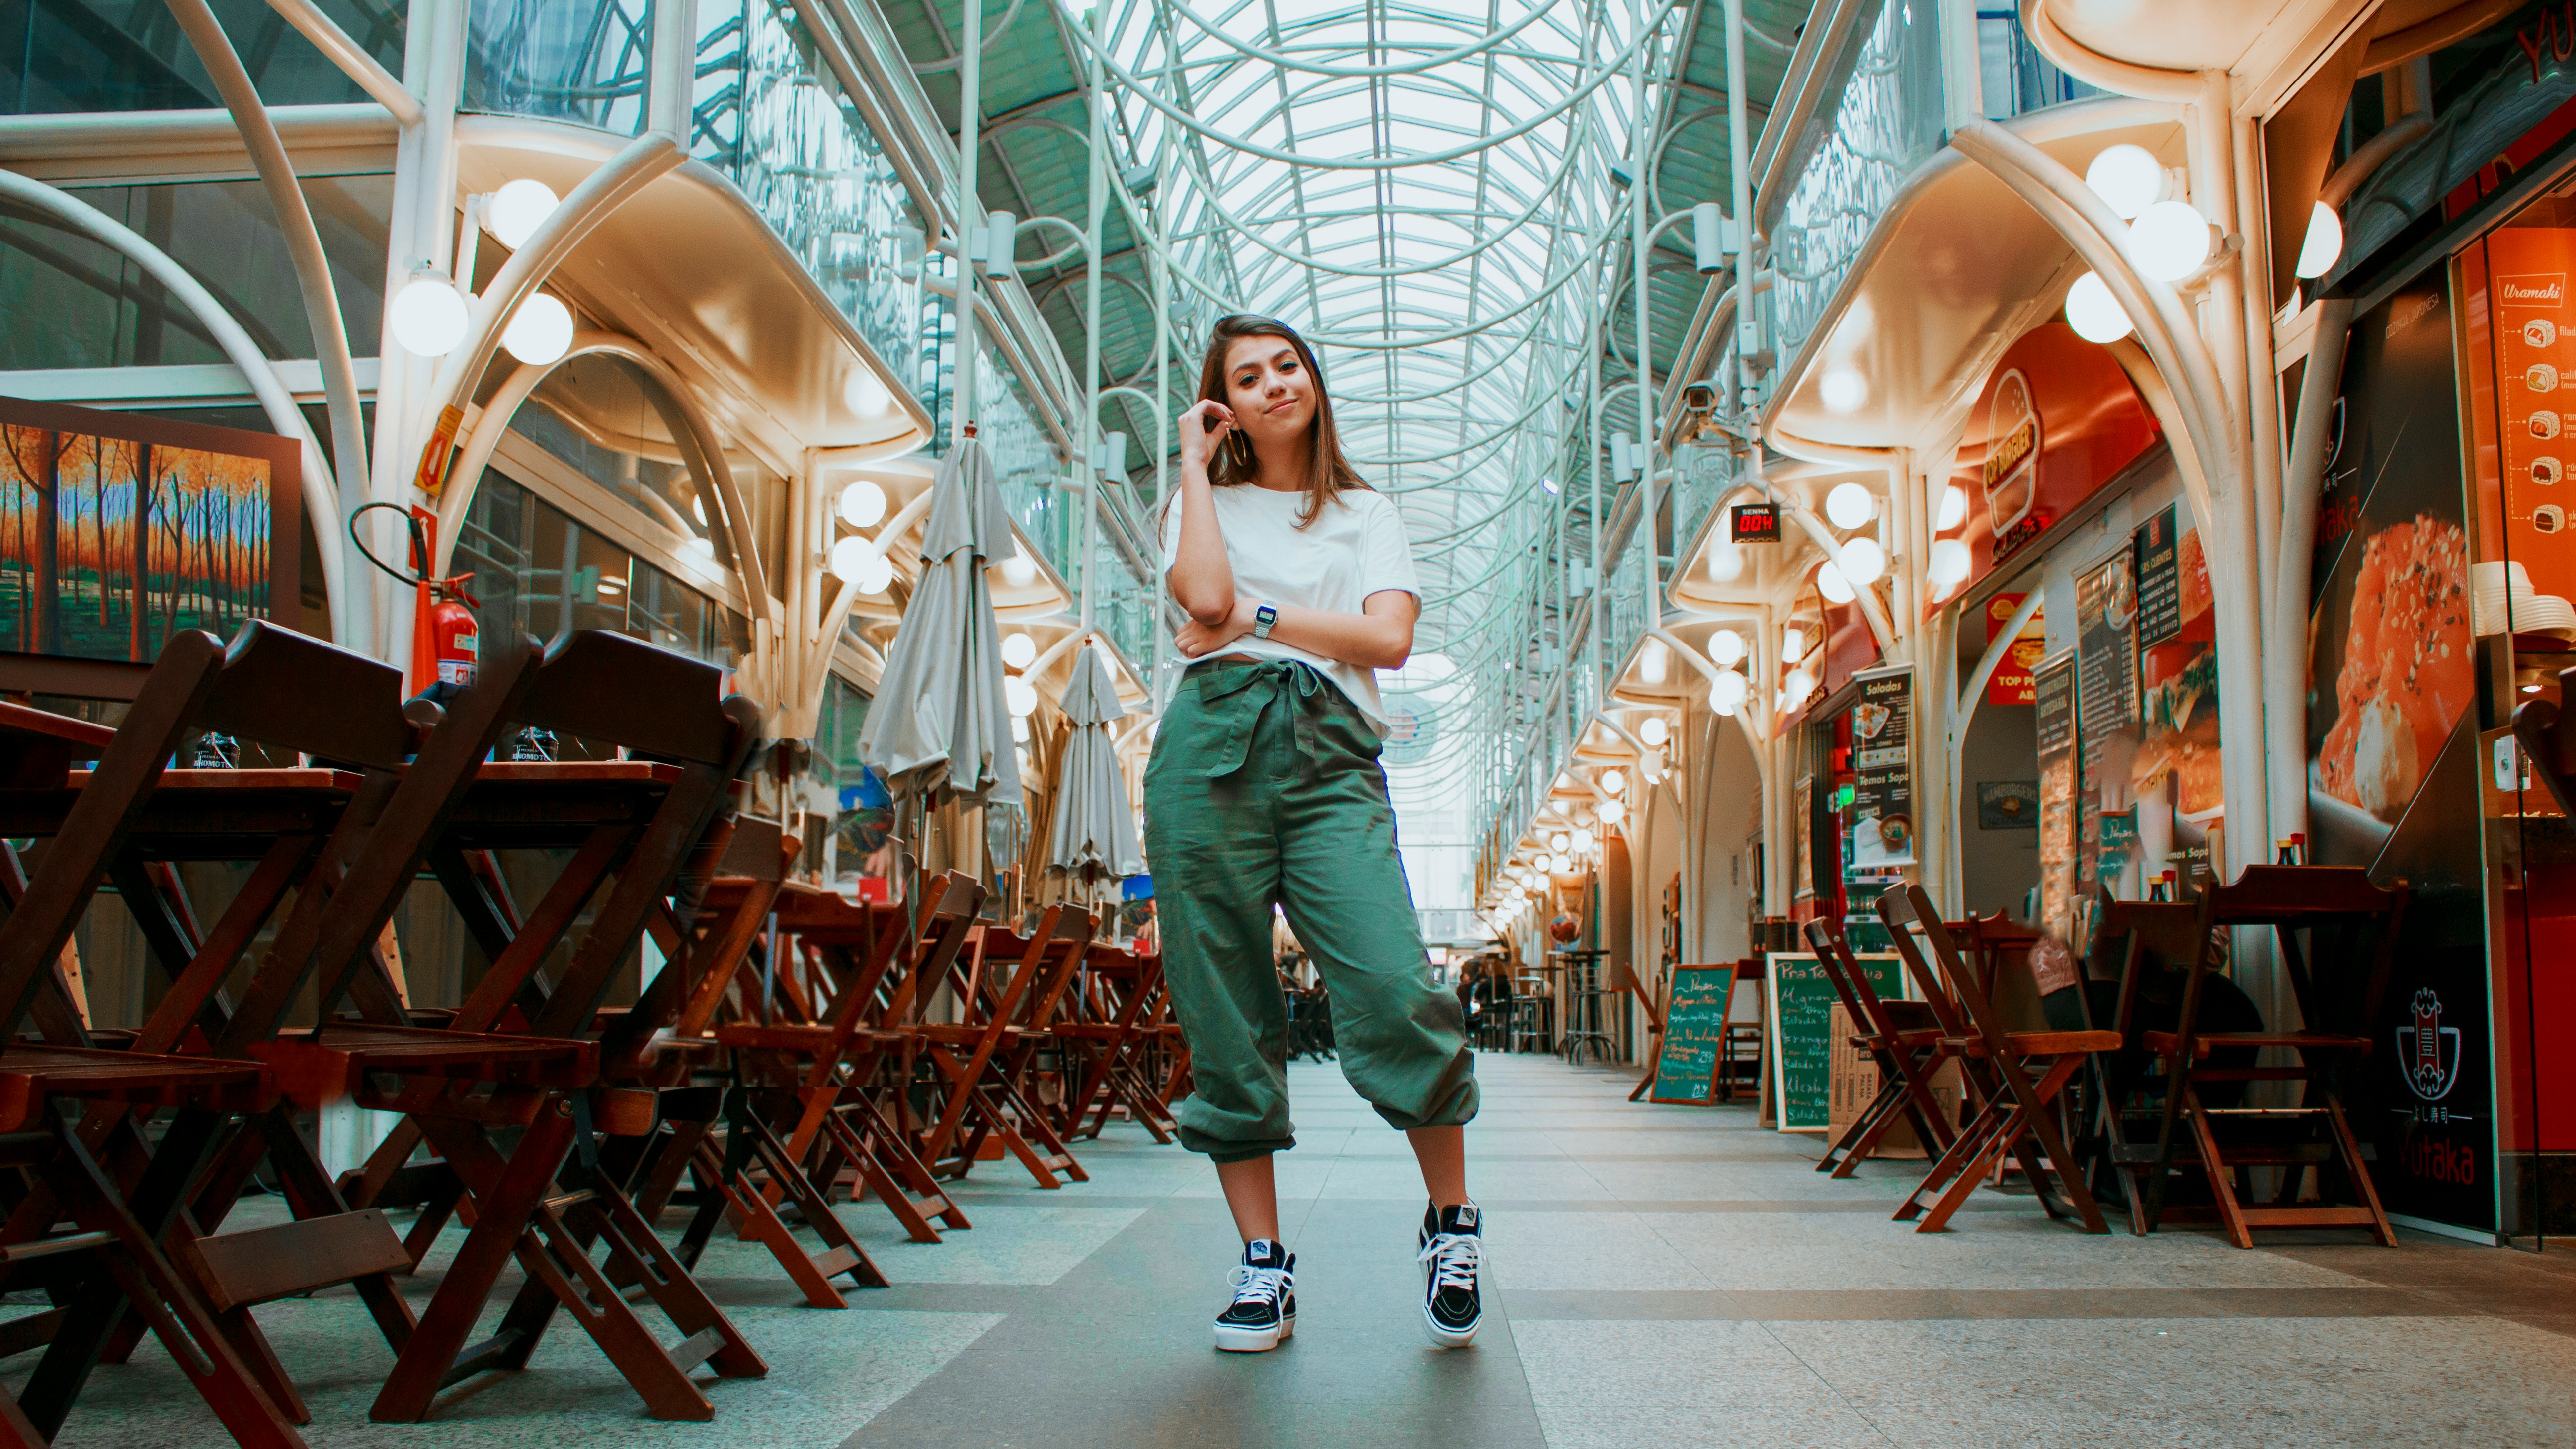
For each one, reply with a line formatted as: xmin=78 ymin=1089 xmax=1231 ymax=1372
xmin=465 ymin=0 xmax=651 ymax=134
xmin=0 ymin=0 xmax=403 ymax=114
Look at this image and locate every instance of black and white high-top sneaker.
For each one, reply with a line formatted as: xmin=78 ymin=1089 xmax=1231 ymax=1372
xmin=1416 ymin=1202 xmax=1483 ymax=1348
xmin=1212 ymin=1238 xmax=1295 ymax=1353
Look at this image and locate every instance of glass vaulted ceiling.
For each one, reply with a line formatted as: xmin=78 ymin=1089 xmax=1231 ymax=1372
xmin=1085 ymin=0 xmax=1672 ymax=900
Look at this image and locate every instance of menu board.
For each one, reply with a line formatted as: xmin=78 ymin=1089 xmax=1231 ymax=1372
xmin=2034 ymin=649 xmax=2080 ymax=940
xmin=1768 ymin=951 xmax=1906 ymax=1132
xmin=2076 ymin=546 xmax=2141 ymax=897
xmin=2489 ymin=230 xmax=2576 ymax=597
xmin=1984 ymin=592 xmax=2044 ymax=705
xmin=2134 ymin=504 xmax=2183 ymax=647
xmin=1847 ymin=667 xmax=1914 ymax=869
xmin=1648 ymin=964 xmax=1739 ymax=1105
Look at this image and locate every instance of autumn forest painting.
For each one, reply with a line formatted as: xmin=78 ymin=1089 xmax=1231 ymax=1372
xmin=0 ymin=402 xmax=291 ymax=664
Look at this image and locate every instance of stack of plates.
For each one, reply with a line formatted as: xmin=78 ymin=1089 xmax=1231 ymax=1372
xmin=2473 ymin=560 xmax=2576 ymax=638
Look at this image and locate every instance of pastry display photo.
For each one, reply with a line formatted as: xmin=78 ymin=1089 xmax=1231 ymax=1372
xmin=2317 ymin=516 xmax=2473 ymax=822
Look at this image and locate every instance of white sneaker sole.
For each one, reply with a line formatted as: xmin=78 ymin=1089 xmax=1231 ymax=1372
xmin=1421 ymin=1303 xmax=1478 ymax=1348
xmin=1212 ymin=1313 xmax=1294 ymax=1353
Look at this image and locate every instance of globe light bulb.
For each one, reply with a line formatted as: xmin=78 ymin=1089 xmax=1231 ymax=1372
xmin=2130 ymin=200 xmax=2213 ymax=281
xmin=1004 ymin=675 xmax=1039 ymax=717
xmin=1929 ymin=538 xmax=1972 ymax=588
xmin=1599 ymin=797 xmax=1625 ymax=824
xmin=2295 ymin=200 xmax=2343 ymax=280
xmin=1825 ymin=482 xmax=1876 ymax=530
xmin=1839 ymin=537 xmax=1887 ymax=586
xmin=838 ymin=479 xmax=887 ymax=528
xmin=1782 ymin=626 xmax=1807 ymax=663
xmin=827 ymin=535 xmax=877 ymax=583
xmin=488 ymin=178 xmax=561 ymax=249
xmin=1936 ymin=484 xmax=1968 ymax=531
xmin=1550 ymin=831 xmax=1570 ymax=853
xmin=1012 ymin=714 xmax=1030 ymax=743
xmin=2084 ymin=144 xmax=2164 ymax=219
xmin=389 ymin=273 xmax=469 ymax=356
xmin=501 ymin=291 xmax=573 ymax=365
xmin=1712 ymin=669 xmax=1748 ymax=713
xmin=1786 ymin=667 xmax=1815 ymax=700
xmin=1817 ymin=561 xmax=1857 ymax=603
xmin=1601 ymin=768 xmax=1626 ymax=796
xmin=1819 ymin=369 xmax=1866 ymax=413
xmin=2065 ymin=271 xmax=2134 ymax=344
xmin=1640 ymin=637 xmax=1669 ymax=685
xmin=1708 ymin=628 xmax=1746 ymax=666
xmin=1638 ymin=715 xmax=1669 ymax=747
xmin=1002 ymin=630 xmax=1037 ymax=669
xmin=1571 ymin=828 xmax=1593 ymax=854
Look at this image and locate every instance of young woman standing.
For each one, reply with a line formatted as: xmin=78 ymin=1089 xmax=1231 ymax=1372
xmin=1148 ymin=314 xmax=1482 ymax=1354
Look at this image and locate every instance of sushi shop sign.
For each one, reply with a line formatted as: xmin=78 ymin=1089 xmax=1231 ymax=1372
xmin=1927 ymin=322 xmax=2162 ymax=616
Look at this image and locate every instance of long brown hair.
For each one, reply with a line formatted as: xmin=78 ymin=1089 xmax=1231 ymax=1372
xmin=1196 ymin=314 xmax=1367 ymax=528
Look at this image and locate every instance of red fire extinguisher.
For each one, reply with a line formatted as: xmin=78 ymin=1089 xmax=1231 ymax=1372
xmin=352 ymin=502 xmax=480 ymax=697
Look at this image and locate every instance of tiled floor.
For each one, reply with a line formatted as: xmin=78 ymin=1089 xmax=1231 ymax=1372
xmin=21 ymin=1051 xmax=2576 ymax=1446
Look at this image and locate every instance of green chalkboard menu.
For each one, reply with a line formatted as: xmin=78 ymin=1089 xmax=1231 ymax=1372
xmin=1648 ymin=965 xmax=1739 ymax=1105
xmin=1767 ymin=951 xmax=1906 ymax=1131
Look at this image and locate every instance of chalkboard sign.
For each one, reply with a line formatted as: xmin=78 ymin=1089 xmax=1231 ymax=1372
xmin=1647 ymin=965 xmax=1739 ymax=1104
xmin=1766 ymin=951 xmax=1905 ymax=1132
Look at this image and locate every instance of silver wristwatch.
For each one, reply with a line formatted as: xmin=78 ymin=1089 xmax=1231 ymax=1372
xmin=1252 ymin=602 xmax=1279 ymax=639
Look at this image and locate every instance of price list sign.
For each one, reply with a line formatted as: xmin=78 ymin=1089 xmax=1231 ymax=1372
xmin=1847 ymin=666 xmax=1914 ymax=869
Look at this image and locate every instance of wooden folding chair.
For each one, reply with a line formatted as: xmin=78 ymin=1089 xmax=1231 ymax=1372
xmin=671 ymin=872 xmax=982 ymax=1303
xmin=1879 ymin=885 xmax=2115 ymax=1234
xmin=1803 ymin=918 xmax=1954 ymax=1177
xmin=1056 ymin=941 xmax=1177 ymax=1142
xmin=914 ymin=904 xmax=1096 ymax=1188
xmin=2131 ymin=865 xmax=2403 ymax=1248
xmin=0 ymin=631 xmax=388 ymax=1449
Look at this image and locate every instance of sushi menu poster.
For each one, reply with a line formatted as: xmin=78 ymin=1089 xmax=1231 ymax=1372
xmin=2487 ymin=228 xmax=2576 ymax=597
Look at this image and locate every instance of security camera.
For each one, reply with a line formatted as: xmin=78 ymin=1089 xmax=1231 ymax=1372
xmin=1682 ymin=381 xmax=1716 ymax=416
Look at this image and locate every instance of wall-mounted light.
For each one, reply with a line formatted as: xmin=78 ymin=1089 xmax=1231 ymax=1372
xmin=487 ymin=177 xmax=560 ymax=249
xmin=2064 ymin=271 xmax=2134 ymax=344
xmin=2130 ymin=200 xmax=2214 ymax=281
xmin=2295 ymin=201 xmax=2344 ymax=280
xmin=501 ymin=292 xmax=573 ymax=365
xmin=2084 ymin=144 xmax=2165 ymax=219
xmin=389 ymin=271 xmax=469 ymax=357
xmin=838 ymin=479 xmax=888 ymax=528
xmin=1825 ymin=482 xmax=1876 ymax=530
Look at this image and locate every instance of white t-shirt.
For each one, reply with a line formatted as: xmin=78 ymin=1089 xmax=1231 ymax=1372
xmin=1158 ymin=484 xmax=1420 ymax=734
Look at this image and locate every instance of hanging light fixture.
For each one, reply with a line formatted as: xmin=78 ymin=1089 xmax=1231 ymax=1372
xmin=389 ymin=272 xmax=469 ymax=356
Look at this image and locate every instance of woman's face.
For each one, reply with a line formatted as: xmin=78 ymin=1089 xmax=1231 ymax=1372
xmin=1223 ymin=334 xmax=1316 ymax=453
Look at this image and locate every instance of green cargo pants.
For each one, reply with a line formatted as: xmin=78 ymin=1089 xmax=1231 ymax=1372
xmin=1143 ymin=658 xmax=1477 ymax=1163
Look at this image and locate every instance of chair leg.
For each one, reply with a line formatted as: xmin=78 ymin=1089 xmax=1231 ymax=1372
xmin=2320 ymin=1092 xmax=2397 ymax=1247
